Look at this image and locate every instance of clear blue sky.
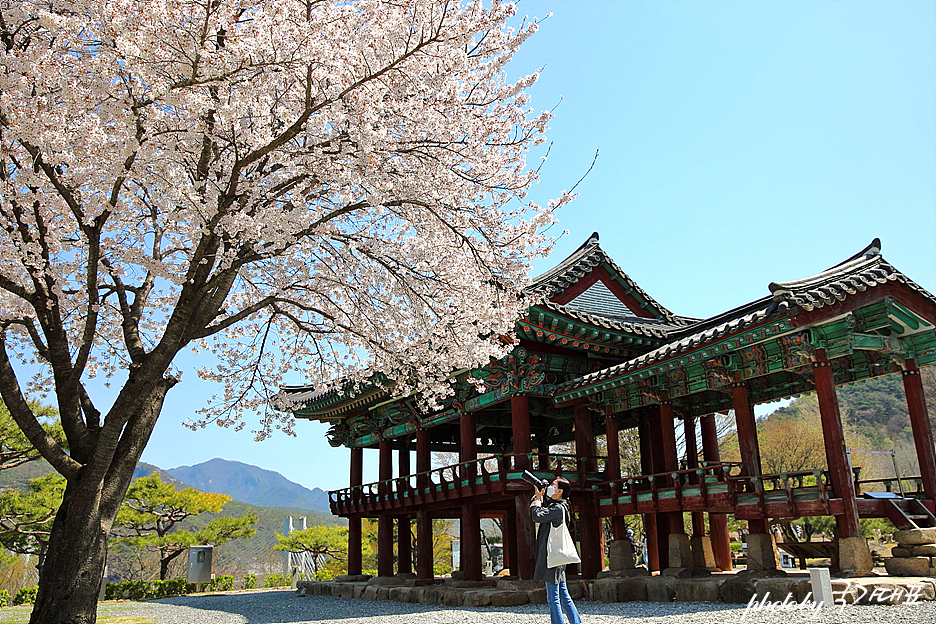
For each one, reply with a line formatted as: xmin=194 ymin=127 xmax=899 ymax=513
xmin=140 ymin=0 xmax=936 ymax=492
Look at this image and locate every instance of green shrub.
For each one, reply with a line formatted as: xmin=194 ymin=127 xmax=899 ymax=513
xmin=0 ymin=589 xmax=10 ymax=608
xmin=241 ymin=574 xmax=257 ymax=590
xmin=314 ymin=569 xmax=334 ymax=581
xmin=207 ymin=575 xmax=234 ymax=592
xmin=13 ymin=586 xmax=38 ymax=606
xmin=104 ymin=578 xmax=194 ymax=601
xmin=264 ymin=573 xmax=288 ymax=588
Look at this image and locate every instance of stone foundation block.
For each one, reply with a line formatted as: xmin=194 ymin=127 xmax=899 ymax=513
xmin=388 ymin=587 xmax=412 ymax=602
xmin=362 ymin=585 xmax=380 ymax=600
xmin=489 ymin=590 xmax=529 ymax=607
xmin=753 ymin=578 xmax=799 ymax=603
xmin=527 ymin=587 xmax=547 ymax=604
xmin=591 ymin=579 xmax=620 ymax=603
xmin=441 ymin=589 xmax=464 ymax=607
xmin=910 ymin=544 xmax=936 ymax=556
xmin=894 ymin=528 xmax=936 ymax=546
xmin=609 ymin=539 xmax=636 ymax=570
xmin=745 ymin=533 xmax=779 ymax=571
xmin=691 ymin=535 xmax=717 ymax=570
xmin=668 ymin=533 xmax=693 ymax=568
xmin=646 ymin=576 xmax=676 ymax=602
xmin=462 ymin=590 xmax=492 ymax=607
xmin=675 ymin=578 xmax=722 ymax=602
xmin=892 ymin=547 xmax=912 ymax=557
xmin=885 ymin=556 xmax=932 ymax=577
xmin=618 ymin=577 xmax=649 ymax=602
xmin=839 ymin=536 xmax=874 ymax=574
xmin=567 ymin=580 xmax=589 ymax=600
xmin=720 ymin=576 xmax=756 ymax=604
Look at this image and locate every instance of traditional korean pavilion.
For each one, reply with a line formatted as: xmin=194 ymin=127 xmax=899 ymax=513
xmin=281 ymin=234 xmax=936 ymax=580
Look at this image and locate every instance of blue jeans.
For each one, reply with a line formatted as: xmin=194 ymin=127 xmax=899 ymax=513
xmin=545 ymin=581 xmax=582 ymax=624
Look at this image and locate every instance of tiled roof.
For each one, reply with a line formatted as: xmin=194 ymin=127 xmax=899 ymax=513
xmin=768 ymin=238 xmax=936 ymax=311
xmin=537 ymin=301 xmax=683 ymax=339
xmin=528 ymin=233 xmax=692 ymax=325
xmin=556 ymin=239 xmax=934 ymax=397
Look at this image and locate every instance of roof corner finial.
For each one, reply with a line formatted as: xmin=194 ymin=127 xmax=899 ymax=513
xmin=587 ymin=232 xmax=599 ymax=246
xmin=865 ymin=237 xmax=881 ymax=258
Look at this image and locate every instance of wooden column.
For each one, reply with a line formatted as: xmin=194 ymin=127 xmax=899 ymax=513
xmin=460 ymin=412 xmax=477 ymax=480
xmin=813 ymin=350 xmax=861 ymax=537
xmin=459 ymin=413 xmax=481 ymax=579
xmin=416 ymin=428 xmax=431 ymax=490
xmin=416 ymin=509 xmax=433 ymax=579
xmin=397 ymin=445 xmax=412 ymax=575
xmin=514 ymin=493 xmax=536 ymax=579
xmin=700 ymin=414 xmax=732 ymax=571
xmin=605 ymin=413 xmax=626 ymax=540
xmin=638 ymin=415 xmax=660 ymax=571
xmin=377 ymin=440 xmax=395 ymax=577
xmin=348 ymin=447 xmax=363 ymax=575
xmin=904 ymin=359 xmax=936 ymax=502
xmin=731 ymin=375 xmax=768 ymax=535
xmin=658 ymin=401 xmax=685 ymax=567
xmin=683 ymin=415 xmax=706 ymax=537
xmin=512 ymin=396 xmax=533 ymax=470
xmin=574 ymin=403 xmax=601 ymax=578
xmin=503 ymin=509 xmax=516 ymax=576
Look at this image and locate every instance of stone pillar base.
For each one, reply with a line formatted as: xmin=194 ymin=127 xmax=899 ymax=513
xmin=690 ymin=535 xmax=717 ymax=569
xmin=668 ymin=533 xmax=693 ymax=568
xmin=608 ymin=539 xmax=636 ymax=570
xmin=745 ymin=533 xmax=780 ymax=572
xmin=838 ymin=536 xmax=874 ymax=575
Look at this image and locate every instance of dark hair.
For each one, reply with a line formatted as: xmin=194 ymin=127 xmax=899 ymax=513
xmin=556 ymin=477 xmax=572 ymax=500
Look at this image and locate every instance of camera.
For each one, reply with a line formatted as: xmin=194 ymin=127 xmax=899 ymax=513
xmin=520 ymin=470 xmax=550 ymax=490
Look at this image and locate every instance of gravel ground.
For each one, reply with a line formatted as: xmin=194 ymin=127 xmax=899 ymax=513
xmin=99 ymin=588 xmax=936 ymax=624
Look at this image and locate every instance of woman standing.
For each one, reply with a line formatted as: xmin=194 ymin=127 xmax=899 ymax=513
xmin=531 ymin=476 xmax=583 ymax=624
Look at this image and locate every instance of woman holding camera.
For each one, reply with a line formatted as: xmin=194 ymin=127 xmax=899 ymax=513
xmin=531 ymin=476 xmax=583 ymax=624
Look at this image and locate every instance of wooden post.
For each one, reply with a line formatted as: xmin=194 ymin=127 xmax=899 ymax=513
xmin=416 ymin=428 xmax=431 ymax=491
xmin=683 ymin=415 xmax=706 ymax=537
xmin=514 ymin=493 xmax=536 ymax=580
xmin=659 ymin=401 xmax=685 ymax=566
xmin=416 ymin=508 xmax=433 ymax=579
xmin=512 ymin=396 xmax=533 ymax=470
xmin=903 ymin=359 xmax=936 ymax=502
xmin=731 ymin=375 xmax=768 ymax=535
xmin=639 ymin=414 xmax=660 ymax=571
xmin=348 ymin=447 xmax=363 ymax=575
xmin=397 ymin=445 xmax=412 ymax=575
xmin=377 ymin=440 xmax=394 ymax=577
xmin=574 ymin=403 xmax=601 ymax=578
xmin=503 ymin=509 xmax=516 ymax=576
xmin=605 ymin=413 xmax=626 ymax=540
xmin=460 ymin=502 xmax=482 ymax=580
xmin=461 ymin=412 xmax=477 ymax=481
xmin=700 ymin=414 xmax=732 ymax=571
xmin=813 ymin=350 xmax=861 ymax=537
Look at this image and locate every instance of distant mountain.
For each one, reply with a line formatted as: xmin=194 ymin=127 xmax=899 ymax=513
xmin=166 ymin=458 xmax=331 ymax=512
xmin=132 ymin=461 xmax=191 ymax=488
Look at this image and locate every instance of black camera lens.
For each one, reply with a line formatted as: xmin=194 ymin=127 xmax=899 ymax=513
xmin=520 ymin=470 xmax=549 ymax=490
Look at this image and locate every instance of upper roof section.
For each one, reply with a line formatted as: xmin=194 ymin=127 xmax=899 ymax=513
xmin=528 ymin=233 xmax=695 ymax=326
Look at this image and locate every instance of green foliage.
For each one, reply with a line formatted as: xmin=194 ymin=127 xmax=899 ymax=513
xmin=104 ymin=579 xmax=194 ymax=600
xmin=314 ymin=569 xmax=334 ymax=581
xmin=0 ymin=400 xmax=65 ymax=472
xmin=241 ymin=573 xmax=257 ymax=590
xmin=12 ymin=586 xmax=37 ymax=605
xmin=206 ymin=575 xmax=234 ymax=592
xmin=264 ymin=573 xmax=288 ymax=588
xmin=113 ymin=473 xmax=256 ymax=580
xmin=0 ymin=589 xmax=10 ymax=607
xmin=0 ymin=473 xmax=65 ymax=557
xmin=274 ymin=525 xmax=347 ymax=573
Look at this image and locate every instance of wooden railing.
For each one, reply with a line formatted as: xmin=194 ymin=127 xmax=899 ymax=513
xmin=730 ymin=469 xmax=833 ymax=514
xmin=602 ymin=461 xmax=742 ymax=508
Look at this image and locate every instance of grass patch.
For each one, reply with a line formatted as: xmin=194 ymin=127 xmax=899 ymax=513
xmin=0 ymin=605 xmax=155 ymax=624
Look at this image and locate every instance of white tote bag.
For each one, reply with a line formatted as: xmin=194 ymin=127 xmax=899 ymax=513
xmin=546 ymin=506 xmax=581 ymax=568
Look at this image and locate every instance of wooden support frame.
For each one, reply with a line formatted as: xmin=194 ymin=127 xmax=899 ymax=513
xmin=904 ymin=358 xmax=936 ymax=502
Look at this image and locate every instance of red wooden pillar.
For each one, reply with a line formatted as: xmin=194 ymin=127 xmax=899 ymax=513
xmin=903 ymin=359 xmax=936 ymax=502
xmin=683 ymin=415 xmax=706 ymax=537
xmin=638 ymin=415 xmax=660 ymax=571
xmin=574 ymin=404 xmax=601 ymax=578
xmin=348 ymin=447 xmax=363 ymax=575
xmin=459 ymin=413 xmax=482 ymax=579
xmin=416 ymin=428 xmax=431 ymax=489
xmin=731 ymin=374 xmax=768 ymax=535
xmin=658 ymin=401 xmax=684 ymax=566
xmin=605 ymin=413 xmax=626 ymax=540
xmin=377 ymin=440 xmax=395 ymax=577
xmin=813 ymin=350 xmax=861 ymax=537
xmin=503 ymin=509 xmax=516 ymax=576
xmin=397 ymin=445 xmax=412 ymax=575
xmin=700 ymin=414 xmax=732 ymax=571
xmin=512 ymin=396 xmax=533 ymax=471
xmin=416 ymin=509 xmax=433 ymax=579
xmin=514 ymin=493 xmax=536 ymax=579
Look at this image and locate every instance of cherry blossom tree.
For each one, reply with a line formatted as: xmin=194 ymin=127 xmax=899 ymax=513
xmin=0 ymin=1 xmax=566 ymax=621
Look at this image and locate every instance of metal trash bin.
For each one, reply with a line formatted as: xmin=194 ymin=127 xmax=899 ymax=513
xmin=187 ymin=545 xmax=213 ymax=584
